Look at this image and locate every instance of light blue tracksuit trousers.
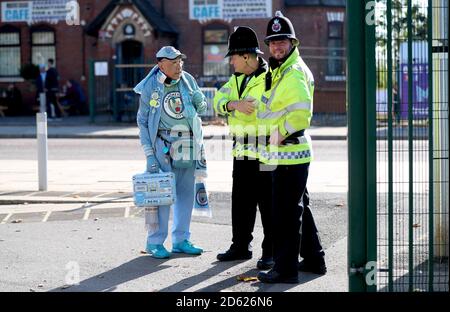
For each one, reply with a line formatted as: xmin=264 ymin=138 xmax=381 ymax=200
xmin=146 ymin=157 xmax=196 ymax=245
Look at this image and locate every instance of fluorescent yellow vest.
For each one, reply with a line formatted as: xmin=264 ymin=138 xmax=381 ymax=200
xmin=256 ymin=48 xmax=314 ymax=165
xmin=213 ymin=66 xmax=267 ymax=158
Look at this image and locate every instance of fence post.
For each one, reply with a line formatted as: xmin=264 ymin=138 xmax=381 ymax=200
xmin=88 ymin=59 xmax=95 ymax=123
xmin=347 ymin=0 xmax=377 ymax=292
xmin=112 ymin=63 xmax=118 ymax=121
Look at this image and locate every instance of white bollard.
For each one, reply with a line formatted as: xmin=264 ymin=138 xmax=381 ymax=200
xmin=36 ymin=113 xmax=48 ymax=191
xmin=39 ymin=92 xmax=46 ymax=113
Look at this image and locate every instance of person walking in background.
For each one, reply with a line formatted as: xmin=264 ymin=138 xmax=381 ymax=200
xmin=256 ymin=11 xmax=326 ymax=284
xmin=46 ymin=58 xmax=62 ymax=119
xmin=213 ymin=26 xmax=274 ymax=270
xmin=36 ymin=60 xmax=62 ymax=119
xmin=134 ymin=46 xmax=208 ymax=259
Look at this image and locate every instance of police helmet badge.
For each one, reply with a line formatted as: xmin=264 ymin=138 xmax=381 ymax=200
xmin=272 ymin=19 xmax=281 ymax=32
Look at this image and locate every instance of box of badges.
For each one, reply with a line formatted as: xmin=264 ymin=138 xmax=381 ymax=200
xmin=132 ymin=172 xmax=176 ymax=207
xmin=132 ymin=171 xmax=176 ymax=233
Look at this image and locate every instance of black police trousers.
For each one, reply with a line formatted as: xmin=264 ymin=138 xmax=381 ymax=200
xmin=272 ymin=163 xmax=324 ymax=277
xmin=299 ymin=187 xmax=325 ymax=261
xmin=231 ymin=157 xmax=273 ymax=258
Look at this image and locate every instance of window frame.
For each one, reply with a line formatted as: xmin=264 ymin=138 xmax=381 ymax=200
xmin=0 ymin=24 xmax=22 ymax=78
xmin=30 ymin=25 xmax=56 ymax=66
xmin=326 ymin=21 xmax=345 ymax=79
xmin=202 ymin=24 xmax=230 ymax=77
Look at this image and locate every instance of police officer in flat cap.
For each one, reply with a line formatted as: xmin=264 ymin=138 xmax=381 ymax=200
xmin=214 ymin=26 xmax=274 ymax=270
xmin=256 ymin=11 xmax=327 ymax=284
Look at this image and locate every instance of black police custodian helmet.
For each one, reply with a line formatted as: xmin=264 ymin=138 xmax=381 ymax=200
xmin=225 ymin=26 xmax=264 ymax=57
xmin=264 ymin=11 xmax=299 ymax=46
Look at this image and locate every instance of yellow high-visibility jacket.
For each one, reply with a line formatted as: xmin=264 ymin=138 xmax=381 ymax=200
xmin=256 ymin=47 xmax=314 ymax=165
xmin=213 ymin=58 xmax=268 ymax=158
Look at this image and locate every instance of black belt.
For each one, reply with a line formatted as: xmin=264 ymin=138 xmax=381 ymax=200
xmin=283 ymin=130 xmax=305 ymax=144
xmin=233 ymin=129 xmax=305 ymax=145
xmin=158 ymin=129 xmax=193 ymax=137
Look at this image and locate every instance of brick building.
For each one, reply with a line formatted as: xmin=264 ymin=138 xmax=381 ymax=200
xmin=0 ymin=0 xmax=346 ymax=119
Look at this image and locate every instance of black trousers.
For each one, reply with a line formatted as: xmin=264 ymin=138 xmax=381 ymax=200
xmin=299 ymin=188 xmax=325 ymax=260
xmin=272 ymin=163 xmax=324 ymax=276
xmin=46 ymin=91 xmax=61 ymax=118
xmin=231 ymin=157 xmax=273 ymax=258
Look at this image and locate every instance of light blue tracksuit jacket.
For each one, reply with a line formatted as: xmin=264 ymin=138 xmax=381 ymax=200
xmin=134 ymin=65 xmax=207 ymax=245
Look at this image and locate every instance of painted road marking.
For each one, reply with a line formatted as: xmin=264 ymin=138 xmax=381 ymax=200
xmin=42 ymin=211 xmax=52 ymax=222
xmin=1 ymin=213 xmax=13 ymax=224
xmin=82 ymin=208 xmax=91 ymax=220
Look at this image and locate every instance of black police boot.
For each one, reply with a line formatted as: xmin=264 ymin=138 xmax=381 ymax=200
xmin=298 ymin=257 xmax=327 ymax=275
xmin=256 ymin=257 xmax=274 ymax=270
xmin=217 ymin=248 xmax=252 ymax=261
xmin=257 ymin=269 xmax=299 ymax=284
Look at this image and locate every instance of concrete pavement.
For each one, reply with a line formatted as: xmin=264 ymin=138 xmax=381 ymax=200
xmin=0 ymin=116 xmax=348 ymax=292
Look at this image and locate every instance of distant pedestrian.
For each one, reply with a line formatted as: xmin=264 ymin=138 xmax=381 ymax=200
xmin=36 ymin=60 xmax=62 ymax=119
xmin=3 ymin=83 xmax=24 ymax=116
xmin=59 ymin=79 xmax=88 ymax=115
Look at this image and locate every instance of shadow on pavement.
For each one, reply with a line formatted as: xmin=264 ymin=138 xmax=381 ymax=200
xmin=158 ymin=260 xmax=241 ymax=292
xmin=198 ymin=268 xmax=322 ymax=292
xmin=48 ymin=255 xmax=170 ymax=292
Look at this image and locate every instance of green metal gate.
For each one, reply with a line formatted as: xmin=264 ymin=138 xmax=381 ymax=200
xmin=88 ymin=61 xmax=218 ymax=123
xmin=348 ymin=0 xmax=448 ymax=292
xmin=88 ymin=60 xmax=150 ymax=123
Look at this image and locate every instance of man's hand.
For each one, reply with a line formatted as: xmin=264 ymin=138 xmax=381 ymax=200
xmin=191 ymin=90 xmax=205 ymax=107
xmin=269 ymin=129 xmax=286 ymax=146
xmin=146 ymin=155 xmax=160 ymax=173
xmin=228 ymin=98 xmax=256 ymax=115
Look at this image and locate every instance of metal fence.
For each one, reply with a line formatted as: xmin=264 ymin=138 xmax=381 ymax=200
xmin=88 ymin=61 xmax=217 ymax=123
xmin=348 ymin=0 xmax=448 ymax=292
xmin=375 ymin=0 xmax=448 ymax=292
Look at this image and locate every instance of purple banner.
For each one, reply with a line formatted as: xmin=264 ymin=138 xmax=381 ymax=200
xmin=400 ymin=63 xmax=429 ymax=119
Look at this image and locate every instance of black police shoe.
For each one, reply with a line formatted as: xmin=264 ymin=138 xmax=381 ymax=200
xmin=257 ymin=269 xmax=299 ymax=284
xmin=217 ymin=248 xmax=252 ymax=261
xmin=256 ymin=257 xmax=275 ymax=270
xmin=297 ymin=258 xmax=327 ymax=275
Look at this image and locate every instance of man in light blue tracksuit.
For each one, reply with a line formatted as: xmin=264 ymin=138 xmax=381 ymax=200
xmin=134 ymin=46 xmax=208 ymax=259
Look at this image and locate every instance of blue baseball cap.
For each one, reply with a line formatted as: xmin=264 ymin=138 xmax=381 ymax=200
xmin=156 ymin=46 xmax=187 ymax=60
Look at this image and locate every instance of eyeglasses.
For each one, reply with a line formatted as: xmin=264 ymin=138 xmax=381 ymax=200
xmin=162 ymin=58 xmax=184 ymax=66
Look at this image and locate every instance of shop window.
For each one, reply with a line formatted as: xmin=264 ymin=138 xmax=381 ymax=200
xmin=203 ymin=26 xmax=229 ymax=76
xmin=0 ymin=25 xmax=21 ymax=77
xmin=31 ymin=27 xmax=56 ymax=66
xmin=327 ymin=21 xmax=344 ymax=77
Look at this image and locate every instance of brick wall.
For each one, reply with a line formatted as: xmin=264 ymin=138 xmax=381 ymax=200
xmin=0 ymin=0 xmax=346 ymax=116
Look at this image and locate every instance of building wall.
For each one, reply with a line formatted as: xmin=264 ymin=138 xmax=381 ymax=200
xmin=0 ymin=0 xmax=346 ymax=116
